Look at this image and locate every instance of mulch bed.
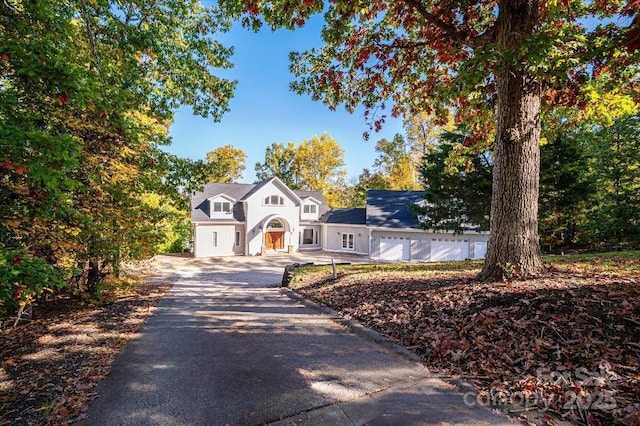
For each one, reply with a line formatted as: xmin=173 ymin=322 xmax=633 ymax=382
xmin=292 ymin=263 xmax=640 ymax=426
xmin=0 ymin=276 xmax=172 ymax=425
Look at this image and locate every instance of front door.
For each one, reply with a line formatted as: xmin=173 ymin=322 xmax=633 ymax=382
xmin=264 ymin=232 xmax=284 ymax=250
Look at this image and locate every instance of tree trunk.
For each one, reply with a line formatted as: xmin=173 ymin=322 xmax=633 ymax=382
xmin=479 ymin=1 xmax=546 ymax=281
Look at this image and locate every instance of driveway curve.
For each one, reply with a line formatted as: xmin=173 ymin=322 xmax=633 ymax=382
xmin=81 ymin=253 xmax=513 ymax=425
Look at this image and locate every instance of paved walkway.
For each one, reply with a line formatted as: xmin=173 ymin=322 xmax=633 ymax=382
xmin=82 ymin=254 xmax=514 ymax=425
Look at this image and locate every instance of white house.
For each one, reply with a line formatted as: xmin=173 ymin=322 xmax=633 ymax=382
xmin=191 ymin=177 xmax=489 ymax=261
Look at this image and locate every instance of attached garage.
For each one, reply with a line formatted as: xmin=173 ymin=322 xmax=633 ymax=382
xmin=379 ymin=237 xmax=410 ymax=261
xmin=430 ymin=238 xmax=470 ymax=261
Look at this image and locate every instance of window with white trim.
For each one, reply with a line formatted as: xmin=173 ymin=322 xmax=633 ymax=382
xmin=235 ymin=231 xmax=240 ymax=247
xmin=302 ymin=229 xmax=314 ymax=245
xmin=303 ymin=204 xmax=317 ymax=214
xmin=213 ymin=201 xmax=231 ymax=213
xmin=342 ymin=233 xmax=354 ymax=250
xmin=264 ymin=195 xmax=284 ymax=205
xmin=266 ymin=219 xmax=284 ymax=229
xmin=212 ymin=231 xmax=218 ymax=247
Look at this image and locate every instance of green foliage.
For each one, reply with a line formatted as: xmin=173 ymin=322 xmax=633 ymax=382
xmin=205 ymin=145 xmax=247 ymax=183
xmin=539 ymin=130 xmax=599 ymax=249
xmin=255 ymin=142 xmax=300 ymax=188
xmin=588 ymin=114 xmax=640 ymax=246
xmin=0 ymin=0 xmax=236 ymax=314
xmin=0 ymin=248 xmax=65 ymax=318
xmin=416 ymin=132 xmax=492 ymax=233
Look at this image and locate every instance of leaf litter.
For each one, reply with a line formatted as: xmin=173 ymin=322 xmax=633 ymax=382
xmin=291 ymin=259 xmax=640 ymax=426
xmin=0 ymin=264 xmax=172 ymax=426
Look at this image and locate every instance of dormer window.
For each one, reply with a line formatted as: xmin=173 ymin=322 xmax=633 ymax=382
xmin=303 ymin=204 xmax=317 ymax=214
xmin=208 ymin=194 xmax=235 ymax=218
xmin=213 ymin=201 xmax=231 ymax=213
xmin=264 ymin=195 xmax=284 ymax=205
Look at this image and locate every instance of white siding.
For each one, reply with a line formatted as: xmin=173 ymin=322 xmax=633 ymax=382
xmin=323 ymin=225 xmax=368 ymax=254
xmin=244 ymin=180 xmax=300 ymax=255
xmin=194 ymin=224 xmax=238 ymax=257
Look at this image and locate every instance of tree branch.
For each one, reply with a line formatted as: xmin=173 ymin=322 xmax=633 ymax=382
xmin=401 ymin=0 xmax=496 ymax=48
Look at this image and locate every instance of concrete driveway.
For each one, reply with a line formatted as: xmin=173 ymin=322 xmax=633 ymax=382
xmin=81 ymin=253 xmax=513 ymax=425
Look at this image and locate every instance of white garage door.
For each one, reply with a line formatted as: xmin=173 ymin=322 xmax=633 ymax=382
xmin=431 ymin=239 xmax=469 ymax=261
xmin=379 ymin=238 xmax=410 ymax=261
xmin=472 ymin=242 xmax=487 ymax=259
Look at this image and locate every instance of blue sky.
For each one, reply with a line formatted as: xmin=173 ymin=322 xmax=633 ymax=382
xmin=165 ymin=15 xmax=404 ymax=184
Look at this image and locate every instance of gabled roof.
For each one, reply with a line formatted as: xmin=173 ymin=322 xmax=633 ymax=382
xmin=321 ymin=208 xmax=366 ymax=225
xmin=366 ymin=190 xmax=425 ymax=229
xmin=191 ymin=178 xmax=330 ymax=223
xmin=295 ymin=190 xmax=330 ymax=216
xmin=191 ymin=182 xmax=255 ymax=222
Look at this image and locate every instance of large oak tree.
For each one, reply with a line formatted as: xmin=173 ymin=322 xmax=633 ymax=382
xmin=220 ymin=0 xmax=639 ymax=280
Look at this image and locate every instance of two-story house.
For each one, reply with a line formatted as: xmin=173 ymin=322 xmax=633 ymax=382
xmin=191 ymin=177 xmax=490 ymax=261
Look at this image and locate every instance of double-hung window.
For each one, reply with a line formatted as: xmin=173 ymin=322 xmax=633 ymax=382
xmin=213 ymin=201 xmax=231 ymax=213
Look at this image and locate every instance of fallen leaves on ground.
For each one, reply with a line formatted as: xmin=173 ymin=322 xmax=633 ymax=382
xmin=291 ymin=260 xmax=640 ymax=426
xmin=0 ymin=269 xmax=172 ymax=426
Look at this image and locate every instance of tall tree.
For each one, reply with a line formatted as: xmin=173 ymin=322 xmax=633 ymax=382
xmin=589 ymin=114 xmax=640 ymax=247
xmin=294 ymin=133 xmax=347 ymax=196
xmin=205 ymin=145 xmax=247 ymax=183
xmin=255 ymin=142 xmax=299 ymax=188
xmin=0 ymin=0 xmax=236 ymax=309
xmin=538 ymin=132 xmax=598 ymax=251
xmin=417 ymin=132 xmax=493 ymax=233
xmin=403 ymin=111 xmax=454 ymax=160
xmin=373 ymin=133 xmax=420 ymax=190
xmin=219 ymin=0 xmax=639 ymax=280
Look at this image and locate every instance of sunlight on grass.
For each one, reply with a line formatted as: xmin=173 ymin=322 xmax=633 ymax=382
xmin=289 ymin=251 xmax=639 ymax=290
xmin=289 ymin=259 xmax=483 ymax=290
xmin=544 ymin=250 xmax=640 ymax=274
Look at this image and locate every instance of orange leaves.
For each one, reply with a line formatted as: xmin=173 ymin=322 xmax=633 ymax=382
xmin=1 ymin=158 xmax=28 ymax=175
xmin=57 ymin=93 xmax=69 ymax=106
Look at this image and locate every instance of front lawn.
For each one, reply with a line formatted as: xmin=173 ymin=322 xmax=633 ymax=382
xmin=289 ymin=252 xmax=640 ymax=425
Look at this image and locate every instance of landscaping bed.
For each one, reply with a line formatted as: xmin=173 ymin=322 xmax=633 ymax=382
xmin=289 ymin=252 xmax=640 ymax=426
xmin=0 ymin=264 xmax=172 ymax=426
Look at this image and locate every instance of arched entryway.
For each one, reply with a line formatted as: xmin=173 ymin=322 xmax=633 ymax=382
xmin=263 ymin=218 xmax=287 ymax=251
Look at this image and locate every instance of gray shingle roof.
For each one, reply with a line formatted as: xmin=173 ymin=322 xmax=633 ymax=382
xmin=320 ymin=208 xmax=366 ymax=225
xmin=366 ymin=190 xmax=425 ymax=229
xmin=190 ymin=179 xmax=331 ymax=223
xmin=191 ymin=182 xmax=255 ymax=222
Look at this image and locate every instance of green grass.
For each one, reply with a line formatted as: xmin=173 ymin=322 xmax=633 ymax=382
xmin=289 ymin=250 xmax=640 ymax=288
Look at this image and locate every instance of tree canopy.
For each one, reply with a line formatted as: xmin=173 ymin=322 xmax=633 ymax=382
xmin=1 ymin=0 xmax=235 ymax=317
xmin=205 ymin=145 xmax=247 ymax=183
xmin=254 ymin=134 xmax=347 ymax=206
xmin=220 ymin=0 xmax=639 ymax=280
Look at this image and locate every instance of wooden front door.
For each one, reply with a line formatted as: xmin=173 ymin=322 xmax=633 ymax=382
xmin=264 ymin=232 xmax=284 ymax=250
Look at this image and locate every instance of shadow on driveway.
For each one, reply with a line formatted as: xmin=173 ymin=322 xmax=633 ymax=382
xmin=81 ymin=254 xmax=513 ymax=425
